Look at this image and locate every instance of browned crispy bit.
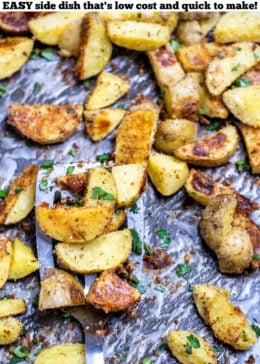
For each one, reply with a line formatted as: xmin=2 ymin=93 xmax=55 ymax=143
xmin=143 ymin=249 xmax=173 ymax=271
xmin=56 ymin=173 xmax=88 ymax=197
xmin=0 ymin=12 xmax=36 ymax=34
xmin=86 ymin=270 xmax=140 ymax=313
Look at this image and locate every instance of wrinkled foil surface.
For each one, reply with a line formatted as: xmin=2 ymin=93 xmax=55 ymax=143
xmin=0 ymin=43 xmax=259 ymax=364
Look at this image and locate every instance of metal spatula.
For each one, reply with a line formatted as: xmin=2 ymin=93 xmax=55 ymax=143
xmin=35 ymin=161 xmax=144 ymax=363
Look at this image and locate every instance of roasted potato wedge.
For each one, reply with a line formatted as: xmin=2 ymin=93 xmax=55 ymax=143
xmin=154 ymin=119 xmax=198 ymax=155
xmin=0 ymin=298 xmax=26 ymax=318
xmin=28 ymin=12 xmax=86 ymax=45
xmin=0 ymin=36 xmax=33 ymax=80
xmin=112 ymin=163 xmax=147 ymax=207
xmin=193 ymin=284 xmax=257 ymax=350
xmin=174 ymin=125 xmax=239 ymax=167
xmin=167 ymin=330 xmax=217 ymax=364
xmin=8 ymin=104 xmax=83 ymax=145
xmin=104 ymin=209 xmax=126 ymax=234
xmin=206 ymin=42 xmax=260 ymax=96
xmin=223 ymin=85 xmax=260 ymax=128
xmin=200 ymin=194 xmax=255 ymax=274
xmin=147 ymin=43 xmax=185 ymax=88
xmin=0 ymin=317 xmax=22 ymax=345
xmin=0 ymin=165 xmax=38 ymax=225
xmin=56 ymin=229 xmax=132 ymax=274
xmin=86 ymin=269 xmax=140 ymax=313
xmin=115 ymin=109 xmax=158 ymax=164
xmin=0 ymin=12 xmax=36 ymax=34
xmin=58 ymin=18 xmax=82 ymax=57
xmin=85 ymin=71 xmax=130 ymax=110
xmin=8 ymin=237 xmax=40 ymax=280
xmin=176 ymin=20 xmax=204 ymax=46
xmin=240 ymin=123 xmax=260 ymax=174
xmin=38 ymin=268 xmax=85 ymax=311
xmin=56 ymin=172 xmax=88 ymax=196
xmin=163 ymin=74 xmax=200 ymax=121
xmin=75 ymin=13 xmax=112 ymax=80
xmin=198 ymin=81 xmax=229 ymax=119
xmin=85 ymin=108 xmax=126 ymax=141
xmin=36 ymin=202 xmax=113 ymax=242
xmin=148 ymin=152 xmax=189 ymax=196
xmin=0 ymin=238 xmax=12 ymax=289
xmin=215 ymin=12 xmax=260 ymax=43
xmin=34 ymin=343 xmax=85 ymax=364
xmin=107 ymin=21 xmax=171 ymax=51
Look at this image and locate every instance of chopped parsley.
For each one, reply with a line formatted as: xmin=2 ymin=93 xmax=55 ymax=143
xmin=116 ymin=346 xmax=129 ymax=359
xmin=63 ymin=311 xmax=72 ymax=318
xmin=41 ymin=47 xmax=54 ymax=61
xmin=144 ymin=243 xmax=152 ymax=256
xmin=170 ymin=39 xmax=181 ymax=53
xmin=130 ymin=202 xmax=139 ymax=213
xmin=251 ymin=322 xmax=260 ymax=337
xmin=40 ymin=161 xmax=54 ymax=170
xmin=199 ymin=108 xmax=206 ymax=115
xmin=212 ymin=345 xmax=223 ymax=353
xmin=117 ymin=104 xmax=127 ymax=110
xmin=85 ymin=117 xmax=93 ymax=123
xmin=39 ymin=179 xmax=48 ymax=192
xmin=231 ymin=63 xmax=241 ymax=72
xmin=155 ymin=229 xmax=172 ymax=248
xmin=242 ymin=330 xmax=248 ymax=342
xmin=176 ymin=263 xmax=192 ymax=279
xmin=67 ymin=108 xmax=76 ymax=114
xmin=29 ymin=48 xmax=41 ymax=60
xmin=235 ymin=159 xmax=250 ymax=172
xmin=142 ymin=359 xmax=153 ymax=364
xmin=97 ymin=152 xmax=112 ymax=165
xmin=33 ymin=82 xmax=41 ymax=95
xmin=68 ymin=148 xmax=76 ymax=157
xmin=185 ymin=334 xmax=200 ymax=354
xmin=130 ymin=228 xmax=143 ymax=255
xmin=32 ymin=294 xmax=39 ymax=308
xmin=253 ymin=254 xmax=260 ymax=260
xmin=83 ymin=79 xmax=90 ymax=87
xmin=0 ymin=294 xmax=11 ymax=300
xmin=235 ymin=78 xmax=252 ymax=88
xmin=236 ymin=46 xmax=242 ymax=51
xmin=254 ymin=53 xmax=259 ymax=60
xmin=13 ymin=346 xmax=30 ymax=359
xmin=91 ymin=186 xmax=115 ymax=201
xmin=153 ymin=341 xmax=169 ymax=351
xmin=207 ymin=118 xmax=222 ymax=130
xmin=14 ymin=188 xmax=23 ymax=195
xmin=137 ymin=13 xmax=142 ymax=19
xmin=154 ymin=285 xmax=165 ymax=292
xmin=131 ymin=275 xmax=146 ymax=294
xmin=66 ymin=165 xmax=75 ymax=176
xmin=0 ymin=189 xmax=8 ymax=198
xmin=0 ymin=84 xmax=7 ymax=98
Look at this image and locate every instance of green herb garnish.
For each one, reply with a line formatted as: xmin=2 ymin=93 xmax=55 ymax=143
xmin=212 ymin=345 xmax=223 ymax=353
xmin=83 ymin=79 xmax=90 ymax=87
xmin=176 ymin=263 xmax=192 ymax=278
xmin=142 ymin=358 xmax=153 ymax=364
xmin=0 ymin=294 xmax=11 ymax=300
xmin=242 ymin=330 xmax=248 ymax=342
xmin=41 ymin=47 xmax=54 ymax=61
xmin=14 ymin=188 xmax=23 ymax=195
xmin=137 ymin=13 xmax=142 ymax=19
xmin=29 ymin=48 xmax=41 ymax=60
xmin=66 ymin=165 xmax=75 ymax=176
xmin=63 ymin=311 xmax=72 ymax=318
xmin=155 ymin=229 xmax=171 ymax=248
xmin=251 ymin=322 xmax=260 ymax=337
xmin=153 ymin=341 xmax=169 ymax=351
xmin=254 ymin=53 xmax=259 ymax=60
xmin=0 ymin=189 xmax=8 ymax=198
xmin=131 ymin=275 xmax=146 ymax=294
xmin=32 ymin=294 xmax=39 ymax=308
xmin=67 ymin=108 xmax=76 ymax=114
xmin=97 ymin=152 xmax=112 ymax=165
xmin=253 ymin=254 xmax=260 ymax=260
xmin=199 ymin=108 xmax=206 ymax=115
xmin=154 ymin=285 xmax=165 ymax=292
xmin=0 ymin=84 xmax=7 ymax=98
xmin=13 ymin=346 xmax=30 ymax=359
xmin=236 ymin=47 xmax=242 ymax=51
xmin=117 ymin=104 xmax=127 ymax=110
xmin=33 ymin=82 xmax=41 ymax=95
xmin=170 ymin=39 xmax=181 ymax=53
xmin=235 ymin=78 xmax=252 ymax=88
xmin=91 ymin=186 xmax=115 ymax=201
xmin=235 ymin=159 xmax=250 ymax=172
xmin=39 ymin=179 xmax=48 ymax=192
xmin=130 ymin=228 xmax=143 ymax=255
xmin=231 ymin=63 xmax=241 ymax=71
xmin=40 ymin=161 xmax=54 ymax=170
xmin=130 ymin=202 xmax=139 ymax=213
xmin=68 ymin=148 xmax=76 ymax=157
xmin=144 ymin=243 xmax=152 ymax=256
xmin=207 ymin=118 xmax=222 ymax=130
xmin=185 ymin=334 xmax=200 ymax=355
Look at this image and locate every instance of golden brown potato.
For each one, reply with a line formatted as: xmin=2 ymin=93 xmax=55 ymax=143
xmin=58 ymin=18 xmax=82 ymax=57
xmin=0 ymin=165 xmax=39 ymax=225
xmin=193 ymin=284 xmax=257 ymax=350
xmin=8 ymin=237 xmax=40 ymax=280
xmin=56 ymin=229 xmax=132 ymax=274
xmin=86 ymin=270 xmax=140 ymax=313
xmin=75 ymin=13 xmax=112 ymax=80
xmin=240 ymin=123 xmax=260 ymax=174
xmin=200 ymin=194 xmax=255 ymax=274
xmin=85 ymin=108 xmax=126 ymax=141
xmin=198 ymin=81 xmax=229 ymax=119
xmin=147 ymin=152 xmax=189 ymax=196
xmin=0 ymin=12 xmax=36 ymax=34
xmin=56 ymin=172 xmax=88 ymax=196
xmin=36 ymin=202 xmax=113 ymax=243
xmin=223 ymin=85 xmax=260 ymax=128
xmin=28 ymin=12 xmax=86 ymax=45
xmin=85 ymin=71 xmax=130 ymax=110
xmin=107 ymin=21 xmax=171 ymax=51
xmin=176 ymin=21 xmax=204 ymax=46
xmin=215 ymin=12 xmax=260 ymax=43
xmin=115 ymin=109 xmax=158 ymax=164
xmin=0 ymin=298 xmax=26 ymax=318
xmin=0 ymin=36 xmax=34 ymax=80
xmin=174 ymin=125 xmax=239 ymax=167
xmin=129 ymin=94 xmax=160 ymax=115
xmin=154 ymin=119 xmax=198 ymax=155
xmin=185 ymin=169 xmax=259 ymax=213
xmin=163 ymin=74 xmax=200 ymax=122
xmin=34 ymin=343 xmax=85 ymax=364
xmin=167 ymin=330 xmax=217 ymax=364
xmin=112 ymin=163 xmax=147 ymax=207
xmin=0 ymin=317 xmax=22 ymax=345
xmin=8 ymin=104 xmax=83 ymax=145
xmin=0 ymin=237 xmax=12 ymax=289
xmin=206 ymin=42 xmax=260 ymax=96
xmin=38 ymin=268 xmax=85 ymax=311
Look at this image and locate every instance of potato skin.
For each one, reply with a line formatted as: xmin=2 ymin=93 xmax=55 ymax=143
xmin=0 ymin=317 xmax=22 ymax=345
xmin=240 ymin=123 xmax=260 ymax=174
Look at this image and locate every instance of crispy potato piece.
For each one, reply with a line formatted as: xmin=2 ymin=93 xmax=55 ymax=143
xmin=176 ymin=21 xmax=204 ymax=46
xmin=104 ymin=209 xmax=126 ymax=234
xmin=38 ymin=268 xmax=85 ymax=311
xmin=154 ymin=119 xmax=198 ymax=155
xmin=0 ymin=12 xmax=36 ymax=34
xmin=200 ymin=194 xmax=254 ymax=274
xmin=0 ymin=317 xmax=22 ymax=345
xmin=107 ymin=21 xmax=171 ymax=51
xmin=185 ymin=169 xmax=259 ymax=213
xmin=206 ymin=42 xmax=260 ymax=96
xmin=115 ymin=109 xmax=158 ymax=164
xmin=0 ymin=237 xmax=12 ymax=289
xmin=198 ymin=12 xmax=220 ymax=36
xmin=194 ymin=284 xmax=257 ymax=350
xmin=36 ymin=202 xmax=113 ymax=242
xmin=0 ymin=37 xmax=33 ymax=80
xmin=8 ymin=237 xmax=40 ymax=280
xmin=0 ymin=165 xmax=39 ymax=225
xmin=223 ymin=85 xmax=260 ymax=128
xmin=85 ymin=71 xmax=130 ymax=110
xmin=163 ymin=74 xmax=200 ymax=121
xmin=147 ymin=152 xmax=189 ymax=196
xmin=129 ymin=94 xmax=160 ymax=115
xmin=174 ymin=125 xmax=239 ymax=167
xmin=198 ymin=81 xmax=229 ymax=119
xmin=56 ymin=229 xmax=132 ymax=274
xmin=58 ymin=18 xmax=82 ymax=57
xmin=86 ymin=269 xmax=140 ymax=313
xmin=147 ymin=43 xmax=185 ymax=88
xmin=240 ymin=123 xmax=260 ymax=174
xmin=112 ymin=163 xmax=147 ymax=207
xmin=0 ymin=298 xmax=26 ymax=318
xmin=85 ymin=108 xmax=126 ymax=141
xmin=215 ymin=12 xmax=260 ymax=43
xmin=34 ymin=343 xmax=85 ymax=364
xmin=28 ymin=12 xmax=86 ymax=45
xmin=75 ymin=13 xmax=112 ymax=80
xmin=167 ymin=330 xmax=217 ymax=364
xmin=8 ymin=104 xmax=83 ymax=145
xmin=56 ymin=172 xmax=88 ymax=196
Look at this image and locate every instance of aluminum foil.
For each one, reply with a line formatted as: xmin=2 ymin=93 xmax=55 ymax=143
xmin=0 ymin=40 xmax=259 ymax=364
